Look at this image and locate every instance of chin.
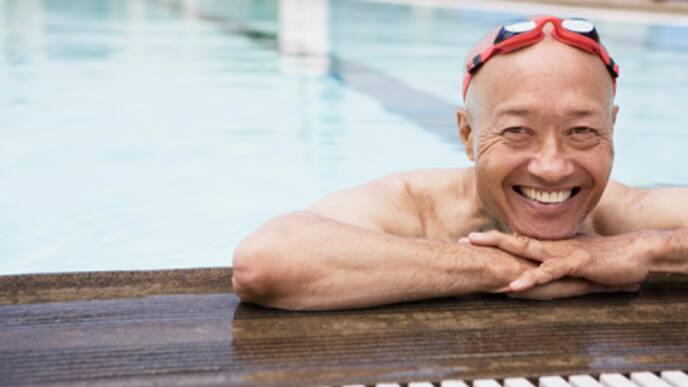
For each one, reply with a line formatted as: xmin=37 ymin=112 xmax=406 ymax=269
xmin=507 ymin=220 xmax=579 ymax=240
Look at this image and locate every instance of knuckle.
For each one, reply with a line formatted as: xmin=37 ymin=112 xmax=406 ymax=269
xmin=574 ymin=249 xmax=592 ymax=263
xmin=541 ymin=261 xmax=558 ymax=275
xmin=488 ymin=230 xmax=504 ymax=243
xmin=534 ymin=262 xmax=561 ymax=283
xmin=515 ymin=235 xmax=530 ymax=249
xmin=570 ymin=251 xmax=591 ymax=275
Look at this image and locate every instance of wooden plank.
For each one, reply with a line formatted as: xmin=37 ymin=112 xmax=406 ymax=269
xmin=1 ymin=273 xmax=687 ymax=386
xmin=0 ymin=267 xmax=233 ymax=305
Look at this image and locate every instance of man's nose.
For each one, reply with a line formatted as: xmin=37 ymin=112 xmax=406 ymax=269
xmin=526 ymin=136 xmax=574 ymax=183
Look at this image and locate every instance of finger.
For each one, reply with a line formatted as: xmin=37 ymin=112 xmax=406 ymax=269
xmin=508 ymin=279 xmax=637 ymax=300
xmin=466 ymin=230 xmax=501 ymax=246
xmin=509 ymin=274 xmax=536 ymax=292
xmin=510 ymin=259 xmax=576 ymax=291
xmin=554 ymin=282 xmax=640 ymax=297
xmin=487 ymin=285 xmax=512 ymax=294
xmin=507 ymin=278 xmax=592 ymax=300
xmin=469 ymin=231 xmax=544 ymax=262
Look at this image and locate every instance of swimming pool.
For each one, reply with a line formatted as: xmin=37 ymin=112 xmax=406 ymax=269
xmin=2 ymin=0 xmax=687 ymax=275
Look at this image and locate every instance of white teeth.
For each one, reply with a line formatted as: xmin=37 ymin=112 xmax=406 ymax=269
xmin=520 ymin=186 xmax=572 ymax=204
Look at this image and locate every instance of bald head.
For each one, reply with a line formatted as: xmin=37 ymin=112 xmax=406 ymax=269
xmin=463 ymin=24 xmax=615 ymax=125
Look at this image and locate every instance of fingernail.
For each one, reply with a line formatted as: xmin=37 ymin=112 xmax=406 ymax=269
xmin=468 ymin=232 xmax=484 ymax=240
xmin=510 ymin=278 xmax=531 ymax=291
xmin=458 ymin=237 xmax=469 ymax=244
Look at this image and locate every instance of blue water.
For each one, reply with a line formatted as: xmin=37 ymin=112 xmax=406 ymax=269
xmin=1 ymin=0 xmax=687 ymax=275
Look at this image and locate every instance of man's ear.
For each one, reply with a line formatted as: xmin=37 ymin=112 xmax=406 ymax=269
xmin=457 ymin=108 xmax=475 ymax=161
xmin=611 ymin=105 xmax=620 ymax=134
xmin=612 ymin=105 xmax=619 ymax=124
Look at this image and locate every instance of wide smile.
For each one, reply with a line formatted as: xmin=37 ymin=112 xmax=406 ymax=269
xmin=505 ymin=183 xmax=589 ymax=239
xmin=512 ymin=185 xmax=581 ymax=205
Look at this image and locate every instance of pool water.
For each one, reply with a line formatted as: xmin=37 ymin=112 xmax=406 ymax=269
xmin=1 ymin=0 xmax=687 ymax=275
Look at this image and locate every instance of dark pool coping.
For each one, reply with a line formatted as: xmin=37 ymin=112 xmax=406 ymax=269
xmin=2 ymin=272 xmax=687 ymax=386
xmin=0 ymin=267 xmax=234 ymax=305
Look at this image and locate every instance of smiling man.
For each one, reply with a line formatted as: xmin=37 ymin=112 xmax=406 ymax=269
xmin=232 ymin=16 xmax=688 ymax=310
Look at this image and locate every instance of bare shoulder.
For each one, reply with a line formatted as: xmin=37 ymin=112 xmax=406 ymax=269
xmin=597 ymin=179 xmax=636 ymax=205
xmin=307 ymin=168 xmax=471 ymax=237
xmin=591 ymin=180 xmax=639 ymax=235
xmin=381 ymin=168 xmax=469 ymax=193
xmin=389 ymin=168 xmax=475 ymax=240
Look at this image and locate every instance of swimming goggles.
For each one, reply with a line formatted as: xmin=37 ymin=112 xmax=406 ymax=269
xmin=462 ymin=16 xmax=620 ymax=99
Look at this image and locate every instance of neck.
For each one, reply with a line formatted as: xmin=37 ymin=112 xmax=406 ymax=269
xmin=464 ymin=169 xmax=510 ymax=233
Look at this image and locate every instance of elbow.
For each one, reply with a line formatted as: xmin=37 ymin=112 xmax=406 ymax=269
xmin=231 ymin=213 xmax=323 ymax=310
xmin=231 ymin=237 xmax=275 ymax=304
xmin=231 ymin=216 xmax=306 ymax=309
xmin=231 ymin=239 xmax=314 ymax=310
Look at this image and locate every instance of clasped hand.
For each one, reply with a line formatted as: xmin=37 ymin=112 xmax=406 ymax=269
xmin=464 ymin=230 xmax=653 ymax=299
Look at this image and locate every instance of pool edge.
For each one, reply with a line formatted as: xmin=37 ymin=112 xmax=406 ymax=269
xmin=0 ymin=267 xmax=234 ymax=305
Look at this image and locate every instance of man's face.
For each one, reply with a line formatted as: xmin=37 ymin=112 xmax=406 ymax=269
xmin=460 ymin=33 xmax=618 ymax=240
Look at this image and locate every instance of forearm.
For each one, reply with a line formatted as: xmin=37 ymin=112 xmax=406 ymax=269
xmin=232 ymin=211 xmax=489 ymax=310
xmin=648 ymin=228 xmax=688 ymax=275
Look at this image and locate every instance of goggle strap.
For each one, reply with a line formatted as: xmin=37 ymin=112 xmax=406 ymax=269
xmin=472 ymin=54 xmax=482 ymax=68
xmin=608 ymin=57 xmax=619 ymax=78
xmin=469 ymin=54 xmax=484 ymax=73
xmin=551 ymin=28 xmax=619 ymax=79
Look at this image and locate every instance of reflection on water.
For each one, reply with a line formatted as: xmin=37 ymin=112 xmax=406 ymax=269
xmin=1 ymin=0 xmax=687 ymax=274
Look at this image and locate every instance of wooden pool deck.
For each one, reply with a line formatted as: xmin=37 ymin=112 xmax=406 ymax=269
xmin=1 ymin=269 xmax=687 ymax=386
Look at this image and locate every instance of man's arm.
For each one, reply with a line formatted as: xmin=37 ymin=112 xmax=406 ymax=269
xmin=233 ymin=211 xmax=528 ymax=310
xmin=593 ymin=180 xmax=688 ymax=234
xmin=465 ymin=181 xmax=688 ymax=291
xmin=598 ymin=181 xmax=688 ymax=275
xmin=591 ymin=180 xmax=688 ymax=276
xmin=231 ymin=172 xmax=531 ymax=310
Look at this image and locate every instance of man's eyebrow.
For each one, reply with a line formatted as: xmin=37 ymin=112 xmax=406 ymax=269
xmin=495 ymin=107 xmax=538 ymax=118
xmin=565 ymin=108 xmax=603 ymax=118
xmin=494 ymin=108 xmax=534 ymax=117
xmin=495 ymin=107 xmax=604 ymax=118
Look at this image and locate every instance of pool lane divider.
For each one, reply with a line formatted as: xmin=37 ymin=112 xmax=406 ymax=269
xmin=150 ymin=0 xmax=464 ymax=149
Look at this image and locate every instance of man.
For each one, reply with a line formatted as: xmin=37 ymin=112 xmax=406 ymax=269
xmin=232 ymin=16 xmax=688 ymax=310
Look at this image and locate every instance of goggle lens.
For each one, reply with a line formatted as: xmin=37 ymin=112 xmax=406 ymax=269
xmin=498 ymin=18 xmax=600 ymax=44
xmin=504 ymin=20 xmax=537 ymax=34
xmin=561 ymin=18 xmax=594 ymax=33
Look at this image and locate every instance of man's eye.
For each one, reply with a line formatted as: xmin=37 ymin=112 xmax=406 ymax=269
xmin=501 ymin=127 xmax=529 ymax=137
xmin=570 ymin=127 xmax=598 ymax=136
xmin=568 ymin=127 xmax=601 ymax=147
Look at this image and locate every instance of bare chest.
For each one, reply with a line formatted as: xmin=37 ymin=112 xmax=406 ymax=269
xmin=416 ymin=200 xmax=492 ymax=242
